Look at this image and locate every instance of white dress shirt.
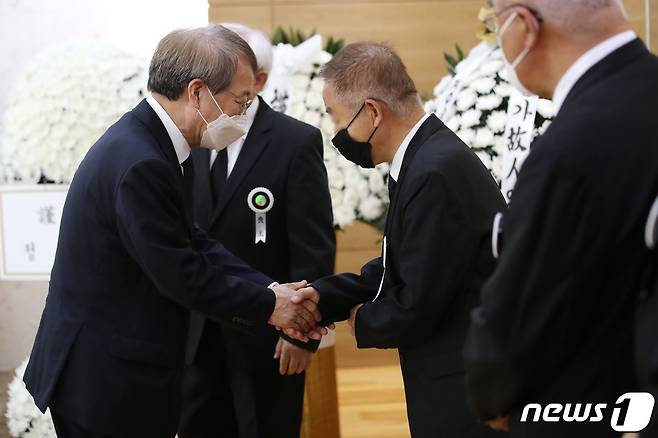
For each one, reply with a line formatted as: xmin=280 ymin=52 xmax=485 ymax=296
xmin=552 ymin=30 xmax=637 ymax=115
xmin=209 ymin=97 xmax=261 ymax=176
xmin=389 ymin=113 xmax=432 ymax=182
xmin=146 ymin=94 xmax=191 ymax=175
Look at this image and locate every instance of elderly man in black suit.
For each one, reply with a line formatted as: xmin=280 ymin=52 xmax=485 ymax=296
xmin=292 ymin=42 xmax=508 ymax=438
xmin=23 ymin=25 xmax=325 ymax=438
xmin=465 ymin=1 xmax=658 ymax=436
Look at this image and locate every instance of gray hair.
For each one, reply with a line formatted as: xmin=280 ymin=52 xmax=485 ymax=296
xmin=221 ymin=23 xmax=273 ymax=74
xmin=147 ymin=24 xmax=258 ymax=100
xmin=319 ymin=42 xmax=420 ymax=115
xmin=512 ymin=0 xmax=628 ymax=34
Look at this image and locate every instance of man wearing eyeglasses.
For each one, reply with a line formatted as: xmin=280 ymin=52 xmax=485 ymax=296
xmin=179 ymin=24 xmax=336 ymax=438
xmin=465 ymin=1 xmax=658 ymax=436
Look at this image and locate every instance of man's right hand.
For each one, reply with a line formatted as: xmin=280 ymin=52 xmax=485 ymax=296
xmin=268 ymin=282 xmax=322 ymax=337
xmin=277 ymin=286 xmax=336 ymax=341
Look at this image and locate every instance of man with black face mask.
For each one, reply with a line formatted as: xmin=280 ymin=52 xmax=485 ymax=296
xmin=291 ymin=42 xmax=508 ymax=438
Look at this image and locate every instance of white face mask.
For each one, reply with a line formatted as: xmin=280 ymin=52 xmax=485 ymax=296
xmin=498 ymin=12 xmax=534 ymax=96
xmin=197 ymin=88 xmax=247 ymax=151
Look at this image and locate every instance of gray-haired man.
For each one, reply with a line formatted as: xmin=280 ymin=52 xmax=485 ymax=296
xmin=23 ymin=25 xmax=324 ymax=438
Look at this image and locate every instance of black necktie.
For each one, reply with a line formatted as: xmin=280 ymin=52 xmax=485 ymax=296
xmin=181 ymin=156 xmax=195 ymax=224
xmin=210 ymin=149 xmax=228 ymax=207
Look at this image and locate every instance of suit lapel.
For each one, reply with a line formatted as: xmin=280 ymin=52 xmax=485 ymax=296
xmin=210 ymin=97 xmax=274 ymax=226
xmin=384 ymin=114 xmax=445 ymax=237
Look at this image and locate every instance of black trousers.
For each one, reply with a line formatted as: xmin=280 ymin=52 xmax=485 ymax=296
xmin=51 ymin=410 xmax=112 ymax=438
xmin=402 ymin=370 xmax=506 ymax=438
xmin=179 ymin=323 xmax=305 ymax=438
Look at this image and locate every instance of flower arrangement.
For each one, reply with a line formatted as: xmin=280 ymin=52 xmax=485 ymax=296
xmin=0 ymin=41 xmax=149 ymax=184
xmin=424 ymin=42 xmax=554 ymax=184
xmin=5 ymin=359 xmax=56 ymax=438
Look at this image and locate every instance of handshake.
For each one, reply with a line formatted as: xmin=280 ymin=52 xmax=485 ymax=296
xmin=268 ymin=281 xmax=333 ymax=342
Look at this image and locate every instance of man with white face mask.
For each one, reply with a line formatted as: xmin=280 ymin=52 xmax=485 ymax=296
xmin=465 ymin=1 xmax=658 ymax=436
xmin=22 ymin=25 xmax=326 ymax=438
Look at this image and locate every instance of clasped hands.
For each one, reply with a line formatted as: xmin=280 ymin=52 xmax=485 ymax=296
xmin=267 ymin=281 xmax=334 ymax=342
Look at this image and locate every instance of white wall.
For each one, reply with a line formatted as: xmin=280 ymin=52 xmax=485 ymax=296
xmin=0 ymin=0 xmax=208 ymax=372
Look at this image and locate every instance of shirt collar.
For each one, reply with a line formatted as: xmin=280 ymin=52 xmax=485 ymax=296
xmin=552 ymin=30 xmax=636 ymax=114
xmin=389 ymin=113 xmax=431 ymax=182
xmin=146 ymin=94 xmax=191 ymax=165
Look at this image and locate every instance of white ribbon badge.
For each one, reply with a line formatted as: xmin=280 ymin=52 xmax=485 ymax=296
xmin=247 ymin=187 xmax=274 ymax=244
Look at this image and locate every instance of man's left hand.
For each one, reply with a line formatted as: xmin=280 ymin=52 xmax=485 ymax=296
xmin=274 ymin=338 xmax=313 ymax=375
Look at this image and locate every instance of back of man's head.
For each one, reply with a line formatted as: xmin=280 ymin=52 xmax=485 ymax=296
xmin=319 ymin=42 xmax=420 ymax=115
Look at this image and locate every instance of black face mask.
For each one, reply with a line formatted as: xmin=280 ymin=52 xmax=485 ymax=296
xmin=331 ymin=102 xmax=378 ymax=168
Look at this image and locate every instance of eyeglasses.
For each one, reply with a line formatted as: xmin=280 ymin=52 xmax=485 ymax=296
xmin=223 ymin=89 xmax=253 ymax=115
xmin=483 ymin=3 xmax=543 ymax=34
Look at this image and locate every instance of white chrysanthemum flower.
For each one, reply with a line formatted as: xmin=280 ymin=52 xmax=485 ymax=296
xmin=6 ymin=358 xmax=57 ymax=438
xmin=493 ymin=82 xmax=514 ymax=98
xmin=304 ymin=111 xmax=322 ymax=127
xmin=359 ymin=196 xmax=384 ymax=221
xmin=476 ymin=94 xmax=503 ymax=111
xmin=537 ymin=98 xmax=555 ymax=119
xmin=470 ymin=77 xmax=497 ymax=94
xmin=460 ymin=109 xmax=482 ymax=129
xmin=456 ymin=90 xmax=478 ymax=112
xmin=479 ymin=58 xmax=504 ymax=76
xmin=487 ymin=110 xmax=508 ymax=133
xmin=474 ymin=128 xmax=495 ymax=149
xmin=343 ymin=187 xmax=360 ymax=210
xmin=334 ymin=204 xmax=357 ymax=229
xmin=291 ymin=75 xmax=311 ymax=90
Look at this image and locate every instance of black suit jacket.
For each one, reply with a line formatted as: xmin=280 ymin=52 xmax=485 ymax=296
xmin=312 ymin=114 xmax=507 ymax=435
xmin=464 ymin=39 xmax=658 ymax=437
xmin=636 ymin=195 xmax=658 ymax=435
xmin=23 ymin=100 xmax=276 ymax=438
xmin=186 ymin=97 xmax=336 ymax=370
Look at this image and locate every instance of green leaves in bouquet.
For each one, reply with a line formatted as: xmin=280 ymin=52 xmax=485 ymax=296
xmin=324 ymin=35 xmax=345 ymax=55
xmin=444 ymin=44 xmax=466 ymax=76
xmin=271 ymin=26 xmax=345 ymax=55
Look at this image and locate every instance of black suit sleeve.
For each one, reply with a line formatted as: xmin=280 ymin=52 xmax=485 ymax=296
xmin=280 ymin=128 xmax=336 ymax=352
xmin=313 ymin=257 xmax=384 ymax=324
xmin=353 ymin=171 xmax=478 ymax=349
xmin=463 ymin=153 xmax=595 ymax=421
xmin=115 ymin=159 xmax=276 ymax=324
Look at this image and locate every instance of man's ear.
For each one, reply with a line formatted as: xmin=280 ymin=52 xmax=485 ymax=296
xmin=365 ymin=98 xmax=385 ymax=128
xmin=253 ymin=70 xmax=269 ymax=95
xmin=518 ymin=7 xmax=541 ymax=49
xmin=187 ymin=79 xmax=205 ymax=108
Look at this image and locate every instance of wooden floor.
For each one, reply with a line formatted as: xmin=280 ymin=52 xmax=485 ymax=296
xmin=337 ymin=365 xmax=409 ymax=438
